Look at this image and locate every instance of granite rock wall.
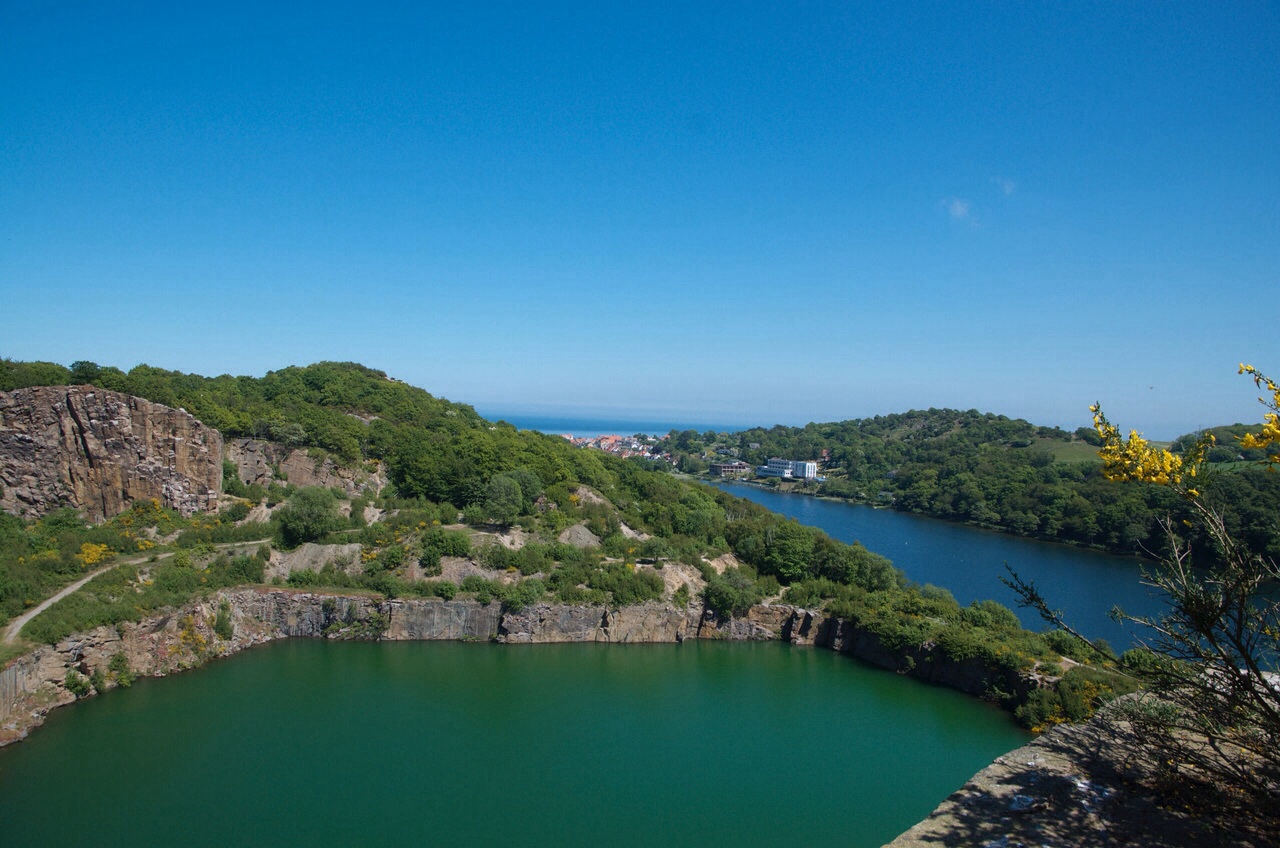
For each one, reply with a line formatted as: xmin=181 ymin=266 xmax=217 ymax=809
xmin=0 ymin=386 xmax=222 ymax=520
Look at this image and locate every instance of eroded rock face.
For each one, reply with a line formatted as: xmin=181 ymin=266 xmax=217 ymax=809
xmin=0 ymin=386 xmax=222 ymax=520
xmin=884 ymin=711 xmax=1265 ymax=848
xmin=498 ymin=602 xmax=701 ymax=643
xmin=225 ymin=438 xmax=385 ymax=498
xmin=386 ymin=599 xmax=503 ymax=641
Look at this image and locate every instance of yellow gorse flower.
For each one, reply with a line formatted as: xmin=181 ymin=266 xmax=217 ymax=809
xmin=75 ymin=542 xmax=112 ymax=568
xmin=1090 ymin=404 xmax=1196 ymax=486
xmin=1238 ymin=364 xmax=1280 ymax=453
xmin=1091 ymin=364 xmax=1280 ymax=495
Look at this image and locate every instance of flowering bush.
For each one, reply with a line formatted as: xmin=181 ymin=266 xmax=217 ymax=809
xmin=1067 ymin=366 xmax=1280 ymax=821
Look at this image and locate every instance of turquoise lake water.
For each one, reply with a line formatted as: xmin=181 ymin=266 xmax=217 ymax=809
xmin=0 ymin=640 xmax=1029 ymax=847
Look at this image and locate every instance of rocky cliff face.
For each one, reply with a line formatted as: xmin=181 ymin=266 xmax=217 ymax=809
xmin=498 ymin=601 xmax=696 ymax=643
xmin=225 ymin=438 xmax=385 ymax=498
xmin=0 ymin=386 xmax=223 ymax=520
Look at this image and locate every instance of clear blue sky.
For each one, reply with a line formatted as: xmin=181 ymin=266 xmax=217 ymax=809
xmin=2 ymin=2 xmax=1277 ymax=438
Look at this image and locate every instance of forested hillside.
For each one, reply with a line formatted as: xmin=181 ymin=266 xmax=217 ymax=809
xmin=0 ymin=357 xmax=902 ymax=621
xmin=681 ymin=409 xmax=1280 ymax=563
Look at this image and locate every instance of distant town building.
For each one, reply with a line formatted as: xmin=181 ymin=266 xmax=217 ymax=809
xmin=756 ymin=457 xmax=818 ymax=480
xmin=790 ymin=460 xmax=818 ymax=480
xmin=757 ymin=457 xmax=794 ymax=478
xmin=566 ymin=433 xmax=674 ymax=465
xmin=710 ymin=460 xmax=751 ymax=477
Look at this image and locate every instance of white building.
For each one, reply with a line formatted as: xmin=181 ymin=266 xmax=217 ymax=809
xmin=756 ymin=457 xmax=818 ymax=480
xmin=789 ymin=460 xmax=818 ymax=480
xmin=757 ymin=457 xmax=793 ymax=478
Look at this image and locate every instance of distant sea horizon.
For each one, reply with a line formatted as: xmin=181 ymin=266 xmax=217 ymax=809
xmin=477 ymin=410 xmax=754 ymax=439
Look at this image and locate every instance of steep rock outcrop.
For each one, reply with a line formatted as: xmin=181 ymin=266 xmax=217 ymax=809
xmin=229 ymin=590 xmax=383 ymax=638
xmin=0 ymin=386 xmax=222 ymax=520
xmin=498 ymin=601 xmax=701 ymax=643
xmin=225 ymin=438 xmax=385 ymax=498
xmin=886 ymin=708 xmax=1263 ymax=848
xmin=824 ymin=619 xmax=1032 ymax=701
xmin=386 ymin=599 xmax=503 ymax=641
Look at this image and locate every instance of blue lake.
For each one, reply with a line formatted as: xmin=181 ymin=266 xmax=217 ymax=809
xmin=714 ymin=482 xmax=1166 ymax=649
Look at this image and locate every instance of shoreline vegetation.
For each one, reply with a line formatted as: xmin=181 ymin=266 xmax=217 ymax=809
xmin=2 ymin=485 xmax=1135 ymax=736
xmin=660 ymin=414 xmax=1280 ymax=567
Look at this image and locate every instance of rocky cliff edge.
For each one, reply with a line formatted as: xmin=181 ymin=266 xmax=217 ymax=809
xmin=0 ymin=386 xmax=222 ymax=521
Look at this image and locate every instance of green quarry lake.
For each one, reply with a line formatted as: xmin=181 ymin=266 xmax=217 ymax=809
xmin=0 ymin=639 xmax=1029 ymax=847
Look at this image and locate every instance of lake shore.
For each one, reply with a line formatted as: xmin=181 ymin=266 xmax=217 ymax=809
xmin=886 ymin=706 xmax=1264 ymax=848
xmin=3 ymin=587 xmax=1246 ymax=847
xmin=2 ymin=586 xmax=1036 ymax=748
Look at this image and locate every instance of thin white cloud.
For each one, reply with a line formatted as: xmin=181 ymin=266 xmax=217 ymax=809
xmin=940 ymin=197 xmax=971 ymax=221
xmin=992 ymin=177 xmax=1017 ymax=196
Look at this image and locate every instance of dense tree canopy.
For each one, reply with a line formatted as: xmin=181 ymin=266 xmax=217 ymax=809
xmin=681 ymin=407 xmax=1280 ymax=563
xmin=274 ymin=487 xmax=343 ymax=548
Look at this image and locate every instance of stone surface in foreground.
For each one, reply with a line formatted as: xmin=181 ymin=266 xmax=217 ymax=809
xmin=884 ymin=715 xmax=1263 ymax=848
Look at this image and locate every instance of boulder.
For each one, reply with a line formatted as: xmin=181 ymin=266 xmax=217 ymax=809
xmin=558 ymin=523 xmax=601 ymax=548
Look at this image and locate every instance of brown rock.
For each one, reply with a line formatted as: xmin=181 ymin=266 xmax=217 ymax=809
xmin=884 ymin=713 xmax=1265 ymax=848
xmin=224 ymin=438 xmax=385 ymax=498
xmin=0 ymin=386 xmax=222 ymax=520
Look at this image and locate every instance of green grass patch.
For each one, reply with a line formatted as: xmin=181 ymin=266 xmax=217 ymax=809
xmin=0 ymin=640 xmax=34 ymax=668
xmin=1035 ymin=438 xmax=1103 ymax=463
xmin=23 ymin=550 xmax=269 ymax=645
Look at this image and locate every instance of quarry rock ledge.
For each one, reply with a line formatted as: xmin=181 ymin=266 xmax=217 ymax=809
xmin=884 ymin=707 xmax=1265 ymax=848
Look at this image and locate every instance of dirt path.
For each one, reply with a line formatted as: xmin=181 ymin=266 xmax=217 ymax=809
xmin=2 ymin=539 xmax=270 ymax=644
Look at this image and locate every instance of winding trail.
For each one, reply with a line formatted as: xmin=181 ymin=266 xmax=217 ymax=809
xmin=3 ymin=540 xmax=270 ymax=644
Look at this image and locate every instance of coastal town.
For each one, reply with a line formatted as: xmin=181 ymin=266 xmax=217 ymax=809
xmin=561 ymin=432 xmax=671 ymax=462
xmin=561 ymin=431 xmax=825 ymax=483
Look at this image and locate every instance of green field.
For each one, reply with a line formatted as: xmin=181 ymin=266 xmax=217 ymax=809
xmin=1036 ymin=438 xmax=1103 ymax=464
